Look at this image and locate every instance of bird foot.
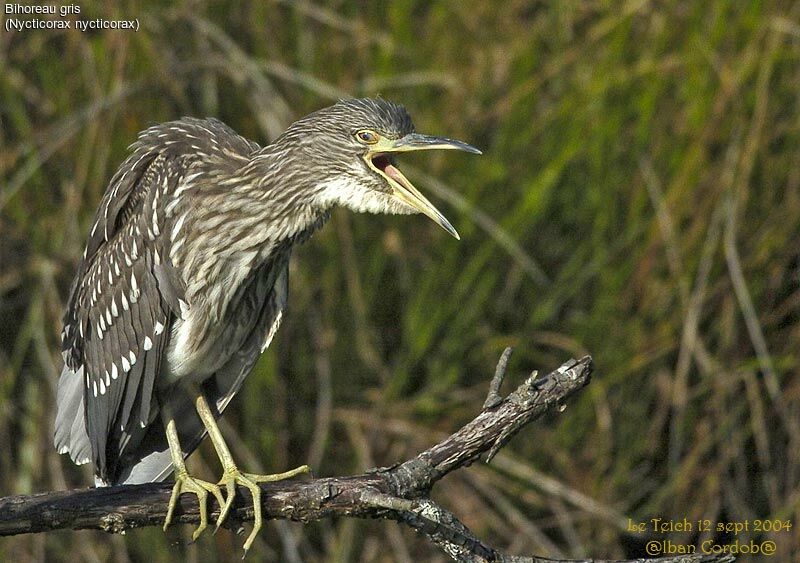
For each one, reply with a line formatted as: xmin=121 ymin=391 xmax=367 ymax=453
xmin=164 ymin=470 xmax=226 ymax=541
xmin=216 ymin=464 xmax=311 ymax=555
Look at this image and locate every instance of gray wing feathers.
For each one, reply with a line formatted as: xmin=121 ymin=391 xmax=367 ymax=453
xmin=216 ymin=260 xmax=288 ymax=413
xmin=79 ymin=220 xmax=172 ymax=480
xmin=153 ymin=262 xmax=187 ymax=315
xmin=54 ymin=365 xmax=92 ymax=465
xmin=115 ymin=256 xmax=289 ymax=484
xmin=57 ymin=150 xmax=179 ymax=481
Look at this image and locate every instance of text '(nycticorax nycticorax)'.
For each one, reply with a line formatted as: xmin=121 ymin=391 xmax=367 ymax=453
xmin=54 ymin=98 xmax=480 ymax=552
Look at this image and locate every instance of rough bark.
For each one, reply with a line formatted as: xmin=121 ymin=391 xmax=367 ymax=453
xmin=0 ymin=354 xmax=734 ymax=563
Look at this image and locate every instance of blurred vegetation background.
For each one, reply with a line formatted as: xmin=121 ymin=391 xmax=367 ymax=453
xmin=2 ymin=0 xmax=799 ymax=561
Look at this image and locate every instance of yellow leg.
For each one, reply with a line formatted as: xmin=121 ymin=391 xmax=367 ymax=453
xmin=163 ymin=417 xmax=226 ymax=541
xmin=193 ymin=393 xmax=310 ymax=554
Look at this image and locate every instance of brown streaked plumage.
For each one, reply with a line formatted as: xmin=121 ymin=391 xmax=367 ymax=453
xmin=54 ymin=98 xmax=480 ymax=552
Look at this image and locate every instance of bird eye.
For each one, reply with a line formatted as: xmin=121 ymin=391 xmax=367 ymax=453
xmin=355 ymin=130 xmax=379 ymax=144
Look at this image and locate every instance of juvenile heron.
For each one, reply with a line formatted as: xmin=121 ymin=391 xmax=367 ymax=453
xmin=54 ymin=98 xmax=480 ymax=551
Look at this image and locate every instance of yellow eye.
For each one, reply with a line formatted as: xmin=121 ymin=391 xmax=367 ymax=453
xmin=355 ymin=130 xmax=379 ymax=144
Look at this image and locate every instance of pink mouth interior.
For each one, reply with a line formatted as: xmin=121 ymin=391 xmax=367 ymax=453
xmin=372 ymin=153 xmax=405 ymax=185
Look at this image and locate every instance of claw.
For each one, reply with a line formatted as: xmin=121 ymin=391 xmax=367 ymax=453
xmin=214 ymin=464 xmax=311 ymax=555
xmin=164 ymin=470 xmax=225 ymax=541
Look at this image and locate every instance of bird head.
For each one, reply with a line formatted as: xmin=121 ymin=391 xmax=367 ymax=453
xmin=277 ymin=98 xmax=481 ymax=240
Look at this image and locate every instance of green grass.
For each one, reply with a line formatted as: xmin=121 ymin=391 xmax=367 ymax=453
xmin=1 ymin=1 xmax=799 ymax=561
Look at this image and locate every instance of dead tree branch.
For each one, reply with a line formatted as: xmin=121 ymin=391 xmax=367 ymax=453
xmin=0 ymin=354 xmax=733 ymax=563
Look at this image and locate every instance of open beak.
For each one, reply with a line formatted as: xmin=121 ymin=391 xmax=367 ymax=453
xmin=366 ymin=134 xmax=481 ymax=240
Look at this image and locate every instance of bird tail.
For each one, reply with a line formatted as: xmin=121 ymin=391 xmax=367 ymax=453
xmin=52 ymin=348 xmax=260 ymax=486
xmin=54 ymin=365 xmax=93 ymax=468
xmin=53 ymin=362 xmax=203 ymax=486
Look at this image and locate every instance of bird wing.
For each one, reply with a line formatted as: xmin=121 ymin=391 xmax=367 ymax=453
xmin=113 ymin=251 xmax=290 ymax=484
xmin=56 ymin=149 xmax=186 ymax=482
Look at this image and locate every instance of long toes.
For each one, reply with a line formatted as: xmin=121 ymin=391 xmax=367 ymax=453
xmin=243 ymin=464 xmax=311 ymax=483
xmin=190 ymin=488 xmax=209 ymax=541
xmin=240 ymin=478 xmax=262 ymax=554
xmin=198 ymin=481 xmax=226 ymax=517
xmin=163 ymin=474 xmax=218 ymax=542
xmin=213 ymin=466 xmax=308 ymax=554
xmin=163 ymin=480 xmax=183 ymax=531
xmin=215 ymin=479 xmax=237 ymax=533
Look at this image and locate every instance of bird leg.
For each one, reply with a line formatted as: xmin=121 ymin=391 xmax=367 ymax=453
xmin=163 ymin=417 xmax=226 ymax=541
xmin=193 ymin=393 xmax=310 ymax=554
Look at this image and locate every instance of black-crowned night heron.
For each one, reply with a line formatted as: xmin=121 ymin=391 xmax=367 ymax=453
xmin=54 ymin=98 xmax=480 ymax=551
